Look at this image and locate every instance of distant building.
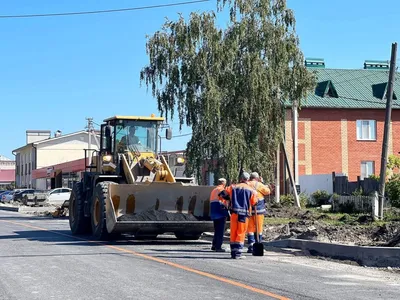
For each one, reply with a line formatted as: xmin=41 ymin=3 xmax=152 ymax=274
xmin=12 ymin=130 xmax=99 ymax=189
xmin=283 ymin=58 xmax=400 ymax=184
xmin=199 ymin=59 xmax=400 ymax=192
xmin=0 ymin=155 xmax=15 ymax=188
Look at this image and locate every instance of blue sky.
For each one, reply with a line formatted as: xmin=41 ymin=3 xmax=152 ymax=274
xmin=1 ymin=0 xmax=399 ymax=159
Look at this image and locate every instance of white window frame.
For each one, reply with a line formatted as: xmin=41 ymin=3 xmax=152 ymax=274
xmin=360 ymin=161 xmax=375 ymax=180
xmin=356 ymin=120 xmax=376 ymax=141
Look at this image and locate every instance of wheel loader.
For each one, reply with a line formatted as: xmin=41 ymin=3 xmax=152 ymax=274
xmin=67 ymin=114 xmax=220 ymax=240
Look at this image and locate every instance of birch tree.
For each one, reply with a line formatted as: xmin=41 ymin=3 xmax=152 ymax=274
xmin=140 ymin=0 xmax=316 ymax=183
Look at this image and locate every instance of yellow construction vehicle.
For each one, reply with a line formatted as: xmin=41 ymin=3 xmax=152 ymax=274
xmin=67 ymin=114 xmax=217 ymax=240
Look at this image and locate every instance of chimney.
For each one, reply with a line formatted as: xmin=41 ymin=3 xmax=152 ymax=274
xmin=305 ymin=58 xmax=325 ymax=68
xmin=364 ymin=60 xmax=389 ymax=70
xmin=54 ymin=130 xmax=62 ymax=137
xmin=26 ymin=130 xmax=51 ymax=144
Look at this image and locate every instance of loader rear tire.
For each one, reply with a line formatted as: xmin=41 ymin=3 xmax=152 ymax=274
xmin=174 ymin=233 xmax=202 ymax=240
xmin=91 ymin=181 xmax=115 ymax=240
xmin=69 ymin=182 xmax=91 ymax=235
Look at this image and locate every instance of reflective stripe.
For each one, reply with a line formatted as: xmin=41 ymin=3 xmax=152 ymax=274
xmin=231 ymin=208 xmax=249 ymax=214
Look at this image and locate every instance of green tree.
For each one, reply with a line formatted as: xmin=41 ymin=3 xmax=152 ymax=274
xmin=140 ymin=0 xmax=316 ymax=183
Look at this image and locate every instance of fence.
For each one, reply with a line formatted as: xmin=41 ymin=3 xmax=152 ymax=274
xmin=332 ymin=195 xmax=374 ymax=213
xmin=333 ymin=175 xmax=379 ymax=195
xmin=331 ymin=192 xmax=391 ymax=215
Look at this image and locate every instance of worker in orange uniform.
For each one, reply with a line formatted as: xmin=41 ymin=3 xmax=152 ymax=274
xmin=219 ymin=172 xmax=258 ymax=259
xmin=246 ymin=172 xmax=271 ymax=253
xmin=209 ymin=178 xmax=229 ymax=252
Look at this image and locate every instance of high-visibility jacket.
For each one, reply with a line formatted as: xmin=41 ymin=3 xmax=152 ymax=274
xmin=247 ymin=180 xmax=271 ymax=215
xmin=219 ymin=183 xmax=257 ymax=217
xmin=209 ymin=185 xmax=229 ymax=220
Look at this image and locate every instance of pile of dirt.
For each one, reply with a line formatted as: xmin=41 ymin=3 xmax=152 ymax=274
xmin=263 ymin=207 xmax=400 ymax=247
xmin=118 ymin=209 xmax=199 ymax=222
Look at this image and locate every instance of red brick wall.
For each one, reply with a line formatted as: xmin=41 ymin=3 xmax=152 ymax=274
xmin=295 ymin=108 xmax=400 ymax=181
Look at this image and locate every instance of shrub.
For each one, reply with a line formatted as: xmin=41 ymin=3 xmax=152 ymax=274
xmin=386 ymin=174 xmax=400 ymax=208
xmin=311 ymin=189 xmax=330 ymax=206
xmin=352 ymin=187 xmax=363 ymax=196
xmin=337 ymin=201 xmax=357 ymax=214
xmin=369 ymin=174 xmax=380 ymax=182
xmin=279 ymin=193 xmax=308 ymax=208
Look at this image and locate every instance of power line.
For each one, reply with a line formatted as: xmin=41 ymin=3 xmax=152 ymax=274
xmin=161 ymin=133 xmax=192 ymax=139
xmin=0 ymin=0 xmax=209 ymax=19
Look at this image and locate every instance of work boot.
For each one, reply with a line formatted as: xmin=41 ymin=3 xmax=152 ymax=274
xmin=247 ymin=246 xmax=253 ymax=253
xmin=215 ymin=248 xmax=226 ymax=252
xmin=211 ymin=246 xmax=216 ymax=251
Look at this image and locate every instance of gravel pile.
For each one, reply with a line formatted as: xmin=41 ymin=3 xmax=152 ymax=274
xmin=117 ymin=208 xmax=199 ymax=222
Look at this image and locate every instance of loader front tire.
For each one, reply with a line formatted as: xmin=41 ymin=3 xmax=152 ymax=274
xmin=91 ymin=181 xmax=114 ymax=240
xmin=69 ymin=182 xmax=91 ymax=235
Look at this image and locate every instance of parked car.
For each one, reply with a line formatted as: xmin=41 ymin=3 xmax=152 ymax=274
xmin=1 ymin=191 xmax=15 ymax=203
xmin=0 ymin=191 xmax=12 ymax=203
xmin=46 ymin=188 xmax=72 ymax=206
xmin=13 ymin=189 xmax=36 ymax=202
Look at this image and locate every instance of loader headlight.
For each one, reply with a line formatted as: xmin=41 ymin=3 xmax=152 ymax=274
xmin=102 ymin=155 xmax=112 ymax=163
xmin=177 ymin=157 xmax=185 ymax=164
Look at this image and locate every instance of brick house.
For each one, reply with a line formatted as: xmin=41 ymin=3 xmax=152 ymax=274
xmin=283 ymin=58 xmax=400 ymax=188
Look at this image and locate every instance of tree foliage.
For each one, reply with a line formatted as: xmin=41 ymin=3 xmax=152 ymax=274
xmin=140 ymin=0 xmax=316 ymax=183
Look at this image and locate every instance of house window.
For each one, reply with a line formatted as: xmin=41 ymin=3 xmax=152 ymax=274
xmin=356 ymin=120 xmax=376 ymax=140
xmin=361 ymin=161 xmax=374 ymax=180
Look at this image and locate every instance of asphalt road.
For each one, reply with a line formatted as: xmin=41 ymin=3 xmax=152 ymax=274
xmin=0 ymin=210 xmax=399 ymax=300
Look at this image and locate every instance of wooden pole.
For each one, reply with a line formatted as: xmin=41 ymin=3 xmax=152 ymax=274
xmin=378 ymin=42 xmax=397 ymax=220
xmin=281 ymin=141 xmax=300 ymax=208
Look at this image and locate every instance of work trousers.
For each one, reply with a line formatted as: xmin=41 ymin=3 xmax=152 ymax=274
xmin=212 ymin=217 xmax=227 ymax=250
xmin=230 ymin=213 xmax=249 ymax=258
xmin=247 ymin=214 xmax=264 ymax=251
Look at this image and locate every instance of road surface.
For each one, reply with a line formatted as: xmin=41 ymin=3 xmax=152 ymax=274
xmin=0 ymin=210 xmax=399 ymax=300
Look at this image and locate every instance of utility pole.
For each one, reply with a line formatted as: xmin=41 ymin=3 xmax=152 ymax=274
xmin=292 ymin=99 xmax=299 ymax=187
xmin=86 ymin=117 xmax=94 ymax=168
xmin=281 ymin=141 xmax=301 ymax=208
xmin=275 ymin=144 xmax=280 ymax=203
xmin=378 ymin=42 xmax=397 ymax=220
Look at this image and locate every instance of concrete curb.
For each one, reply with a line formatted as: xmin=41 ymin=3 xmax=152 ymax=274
xmin=264 ymin=239 xmax=400 ymax=268
xmin=18 ymin=207 xmax=54 ymax=213
xmin=0 ymin=205 xmax=55 ymax=214
xmin=0 ymin=206 xmax=19 ymax=212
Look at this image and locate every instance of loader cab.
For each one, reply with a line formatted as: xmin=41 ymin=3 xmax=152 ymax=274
xmin=100 ymin=115 xmax=171 ymax=162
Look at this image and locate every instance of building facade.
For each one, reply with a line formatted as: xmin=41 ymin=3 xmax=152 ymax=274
xmin=0 ymin=155 xmax=15 ymax=188
xmin=13 ymin=130 xmax=99 ymax=189
xmin=284 ymin=59 xmax=400 ymax=182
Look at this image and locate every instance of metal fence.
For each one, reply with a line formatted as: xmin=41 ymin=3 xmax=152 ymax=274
xmin=333 ymin=176 xmax=379 ymax=195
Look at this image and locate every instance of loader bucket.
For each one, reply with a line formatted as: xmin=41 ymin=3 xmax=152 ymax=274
xmin=104 ymin=182 xmax=225 ymax=237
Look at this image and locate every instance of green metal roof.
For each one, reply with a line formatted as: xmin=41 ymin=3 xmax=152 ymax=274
xmin=292 ymin=68 xmax=400 ymax=109
xmin=305 ymin=58 xmax=325 ymax=69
